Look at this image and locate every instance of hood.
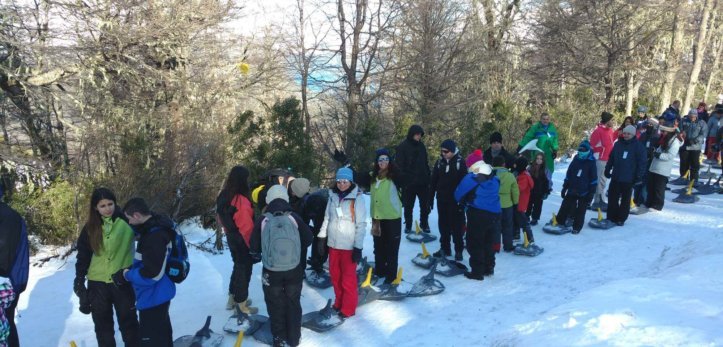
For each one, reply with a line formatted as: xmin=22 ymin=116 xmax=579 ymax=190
xmin=265 ymin=198 xmax=293 ymax=214
xmin=138 ymin=213 xmax=175 ymax=235
xmin=406 ymin=125 xmax=425 ymax=141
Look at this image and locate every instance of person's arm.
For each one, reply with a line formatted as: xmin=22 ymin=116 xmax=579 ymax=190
xmin=429 ymin=160 xmax=440 ymax=201
xmin=352 ymin=194 xmax=368 ymax=250
xmin=518 ymin=125 xmax=536 ymax=147
xmin=659 ymin=138 xmax=681 ymax=161
xmin=635 ymin=142 xmax=647 ymax=182
xmin=695 ymin=122 xmax=707 ymax=145
xmin=293 ymin=213 xmax=313 ymax=249
xmin=551 ymin=123 xmax=560 ymax=151
xmin=604 ymin=145 xmax=615 ymax=178
xmin=317 ymin=196 xmax=333 ymax=239
xmin=248 ymin=216 xmax=264 ymax=255
xmin=454 ymin=175 xmax=474 ymax=203
xmin=75 ymin=226 xmax=92 ymax=279
xmin=511 ymin=179 xmax=520 ymax=205
xmin=216 ymin=195 xmax=240 ymax=235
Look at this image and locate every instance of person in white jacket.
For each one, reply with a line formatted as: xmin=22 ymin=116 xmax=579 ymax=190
xmin=317 ymin=167 xmax=367 ymax=319
xmin=644 ymin=120 xmax=684 ymax=211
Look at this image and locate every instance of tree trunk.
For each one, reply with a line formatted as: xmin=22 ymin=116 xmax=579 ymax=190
xmin=624 ymin=71 xmax=635 ymax=117
xmin=659 ymin=0 xmax=686 ymax=114
xmin=704 ymin=37 xmax=722 ymax=102
xmin=683 ymin=0 xmax=712 ymax=110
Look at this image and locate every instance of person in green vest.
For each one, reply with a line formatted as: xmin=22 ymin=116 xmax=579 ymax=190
xmin=74 ymin=188 xmax=139 ymax=347
xmin=518 ymin=112 xmax=559 ymax=173
xmin=492 ymin=156 xmax=519 ymax=252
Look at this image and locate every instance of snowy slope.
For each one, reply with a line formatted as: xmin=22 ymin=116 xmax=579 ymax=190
xmin=16 ymin=159 xmax=723 ymax=347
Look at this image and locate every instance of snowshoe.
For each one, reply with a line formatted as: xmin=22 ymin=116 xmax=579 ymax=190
xmin=305 ymin=268 xmax=332 ymax=289
xmin=699 ymin=165 xmax=717 ymax=180
xmin=250 ymin=317 xmax=273 ymax=345
xmin=357 ymin=268 xmax=382 ymax=306
xmin=693 ymin=177 xmax=720 ymax=195
xmin=174 ymin=316 xmax=224 ymax=347
xmin=669 ymin=176 xmax=689 ymax=186
xmin=406 ymin=220 xmax=437 ymax=243
xmin=670 ymin=187 xmax=688 ymax=194
xmin=513 ymin=243 xmax=544 ymax=257
xmin=588 ymin=201 xmax=608 ymax=212
xmin=411 ymin=243 xmax=436 ymax=269
xmin=629 ymin=205 xmax=649 ymax=215
xmin=672 ymin=192 xmax=699 ymax=203
xmin=433 ymin=257 xmax=467 ymax=277
xmin=356 ymin=257 xmax=375 ymax=286
xmin=542 ymin=223 xmax=572 ymax=235
xmin=378 ymin=269 xmax=410 ymax=301
xmin=222 ymin=307 xmax=267 ymax=335
xmin=407 ymin=264 xmax=445 ymax=297
xmin=301 ymin=299 xmax=345 ymax=333
xmin=588 ymin=218 xmax=616 ymax=230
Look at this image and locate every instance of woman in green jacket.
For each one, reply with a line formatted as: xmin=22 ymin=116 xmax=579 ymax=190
xmin=74 ymin=188 xmax=139 ymax=347
xmin=358 ymin=148 xmax=406 ymax=285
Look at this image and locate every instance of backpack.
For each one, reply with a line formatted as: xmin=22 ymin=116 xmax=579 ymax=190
xmin=161 ymin=226 xmax=190 ymax=284
xmin=261 ymin=211 xmax=301 ymax=271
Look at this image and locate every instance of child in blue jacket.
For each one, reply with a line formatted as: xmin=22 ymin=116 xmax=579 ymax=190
xmin=557 ymin=140 xmax=598 ymax=234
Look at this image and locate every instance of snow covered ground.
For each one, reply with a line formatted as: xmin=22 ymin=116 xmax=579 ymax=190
xmin=16 ymin=159 xmax=723 ymax=346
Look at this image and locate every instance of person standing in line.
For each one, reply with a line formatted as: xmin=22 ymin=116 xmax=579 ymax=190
xmin=642 ymin=121 xmax=684 ymax=212
xmin=556 ymin=140 xmax=598 ymax=234
xmin=395 ymin=125 xmax=431 ymax=234
xmin=512 ymin=157 xmax=536 ymax=246
xmin=526 ymin=152 xmax=551 ymax=226
xmin=430 ymin=140 xmax=467 ymax=260
xmin=589 ymin=112 xmax=616 ymax=210
xmin=705 ymin=105 xmax=722 ymax=161
xmin=121 ymin=198 xmax=176 ymax=347
xmin=603 ymin=125 xmax=647 ymax=226
xmin=74 ymin=188 xmax=139 ymax=347
xmin=483 ymin=132 xmax=514 ymax=168
xmin=0 ymin=182 xmax=29 ymax=347
xmin=679 ymin=109 xmax=708 ymax=185
xmin=492 ymin=156 xmax=519 ymax=252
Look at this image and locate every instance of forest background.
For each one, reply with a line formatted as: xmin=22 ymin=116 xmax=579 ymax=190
xmin=1 ymin=0 xmax=721 ymax=248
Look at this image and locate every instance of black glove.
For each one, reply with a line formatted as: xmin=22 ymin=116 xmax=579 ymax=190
xmin=552 ymin=150 xmax=557 ymax=159
xmin=111 ymin=269 xmax=129 ymax=287
xmin=604 ymin=169 xmax=612 ymax=179
xmin=317 ymin=238 xmax=327 ymax=257
xmin=515 ymin=145 xmax=522 ymax=154
xmin=250 ymin=253 xmax=262 ymax=264
xmin=74 ymin=277 xmax=92 ymax=315
xmin=351 ymin=248 xmax=362 ymax=263
xmin=333 ymin=149 xmax=349 ymax=165
xmin=561 ymin=187 xmax=568 ymax=199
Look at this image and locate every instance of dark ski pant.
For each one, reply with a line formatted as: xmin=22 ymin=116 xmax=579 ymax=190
xmin=646 ymin=172 xmax=668 ymax=211
xmin=633 ymin=172 xmax=649 ymax=206
xmin=6 ymin=296 xmax=18 ymax=347
xmin=607 ymin=181 xmax=633 ymax=224
xmin=139 ymin=301 xmax=172 ymax=347
xmin=680 ymin=149 xmax=702 ymax=181
xmin=500 ymin=207 xmax=514 ymax=251
xmin=402 ymin=183 xmax=430 ymax=230
xmin=372 ymin=218 xmax=401 ymax=283
xmin=88 ymin=280 xmax=139 ymax=347
xmin=328 ymin=248 xmax=357 ymax=317
xmin=309 ymin=225 xmax=328 ymax=272
xmin=466 ymin=208 xmax=499 ymax=276
xmin=556 ymin=194 xmax=589 ymax=232
xmin=436 ymin=200 xmax=464 ymax=255
xmin=262 ymin=269 xmax=303 ymax=347
xmin=227 ymin=232 xmax=253 ymax=303
xmin=526 ymin=192 xmax=544 ymax=222
xmin=513 ymin=209 xmax=534 ymax=243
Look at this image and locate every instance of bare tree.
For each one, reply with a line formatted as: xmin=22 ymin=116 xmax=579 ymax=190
xmin=682 ymin=0 xmax=714 ymax=110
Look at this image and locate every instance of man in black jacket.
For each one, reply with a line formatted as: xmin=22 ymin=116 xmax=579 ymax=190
xmin=483 ymin=132 xmax=514 ymax=168
xmin=430 ymin=139 xmax=467 ymax=260
xmin=395 ymin=124 xmax=432 ymax=233
xmin=250 ymin=186 xmax=313 ymax=347
xmin=0 ymin=182 xmax=29 ymax=347
xmin=604 ymin=125 xmax=647 ymax=226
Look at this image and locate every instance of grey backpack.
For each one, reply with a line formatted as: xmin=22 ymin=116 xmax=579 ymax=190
xmin=261 ymin=211 xmax=301 ymax=271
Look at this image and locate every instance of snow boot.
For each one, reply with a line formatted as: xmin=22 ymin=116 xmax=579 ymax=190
xmin=226 ymin=294 xmax=235 ymax=310
xmin=454 ymin=252 xmax=463 ymax=261
xmin=237 ymin=300 xmax=258 ymax=315
xmin=404 ymin=227 xmax=413 ymax=234
xmin=463 ymin=271 xmax=484 ymax=281
xmin=530 ymin=219 xmax=538 ymax=226
xmin=432 ymin=249 xmax=449 ymax=258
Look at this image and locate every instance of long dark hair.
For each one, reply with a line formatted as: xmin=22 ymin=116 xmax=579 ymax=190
xmin=371 ymin=160 xmax=399 ymax=181
xmin=85 ymin=188 xmax=118 ymax=254
xmin=618 ymin=116 xmax=634 ymax=133
xmin=219 ymin=165 xmax=251 ymax=202
xmin=530 ymin=152 xmax=545 ymax=178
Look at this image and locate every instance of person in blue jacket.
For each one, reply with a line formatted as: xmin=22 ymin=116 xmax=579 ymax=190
xmin=454 ymin=161 xmax=501 ymax=281
xmin=119 ymin=198 xmax=176 ymax=347
xmin=604 ymin=125 xmax=647 ymax=226
xmin=0 ymin=182 xmax=29 ymax=347
xmin=557 ymin=140 xmax=598 ymax=234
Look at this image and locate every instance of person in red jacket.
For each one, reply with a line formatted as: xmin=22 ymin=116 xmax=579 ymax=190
xmin=589 ymin=112 xmax=615 ymax=210
xmin=512 ymin=157 xmax=535 ymax=245
xmin=216 ymin=166 xmax=258 ymax=315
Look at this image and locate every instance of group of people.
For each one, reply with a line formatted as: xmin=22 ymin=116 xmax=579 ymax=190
xmin=2 ymin=100 xmax=720 ymax=347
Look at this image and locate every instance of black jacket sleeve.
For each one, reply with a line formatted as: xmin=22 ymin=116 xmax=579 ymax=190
xmin=429 ymin=160 xmax=440 ymax=199
xmin=293 ymin=213 xmax=313 ymax=249
xmin=249 ymin=216 xmax=264 ymax=255
xmin=75 ymin=226 xmax=92 ymax=279
xmin=216 ymin=195 xmax=240 ymax=235
xmin=139 ymin=229 xmax=173 ymax=279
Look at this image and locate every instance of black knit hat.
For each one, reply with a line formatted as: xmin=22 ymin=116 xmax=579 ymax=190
xmin=489 ymin=132 xmax=503 ymax=144
xmin=440 ymin=139 xmax=457 ymax=153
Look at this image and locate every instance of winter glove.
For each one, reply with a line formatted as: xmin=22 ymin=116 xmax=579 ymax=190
xmin=333 ymin=149 xmax=349 ymax=165
xmin=604 ymin=168 xmax=612 ymax=179
xmin=74 ymin=277 xmax=92 ymax=315
xmin=351 ymin=248 xmax=362 ymax=263
xmin=317 ymin=238 xmax=327 ymax=257
xmin=250 ymin=252 xmax=262 ymax=264
xmin=551 ymin=150 xmax=557 ymax=159
xmin=561 ymin=187 xmax=568 ymax=199
xmin=111 ymin=269 xmax=129 ymax=287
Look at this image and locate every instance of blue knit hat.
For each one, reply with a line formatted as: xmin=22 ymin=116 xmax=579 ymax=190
xmin=375 ymin=148 xmax=390 ymax=161
xmin=578 ymin=140 xmax=591 ymax=152
xmin=336 ymin=167 xmax=354 ymax=182
xmin=440 ymin=139 xmax=457 ymax=153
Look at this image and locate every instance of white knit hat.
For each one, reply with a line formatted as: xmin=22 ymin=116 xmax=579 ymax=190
xmin=470 ymin=161 xmax=493 ymax=175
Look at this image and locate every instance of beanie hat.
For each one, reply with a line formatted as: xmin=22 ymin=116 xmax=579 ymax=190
xmin=289 ymin=178 xmax=310 ymax=198
xmin=513 ymin=156 xmax=529 ymax=174
xmin=441 ymin=139 xmax=457 ymax=153
xmin=470 ymin=161 xmax=493 ymax=175
xmin=265 ymin=184 xmax=289 ymax=204
xmin=336 ymin=167 xmax=354 ymax=182
xmin=659 ymin=120 xmax=676 ymax=132
xmin=662 ymin=110 xmax=677 ymax=123
xmin=688 ymin=108 xmax=698 ymax=117
xmin=637 ymin=105 xmax=648 ymax=113
xmin=465 ymin=149 xmax=484 ymax=168
xmin=375 ymin=148 xmax=390 ymax=161
xmin=600 ymin=112 xmax=614 ymax=124
xmin=578 ymin=140 xmax=591 ymax=152
xmin=489 ymin=132 xmax=503 ymax=144
xmin=715 ymin=103 xmax=723 ymax=112
xmin=622 ymin=125 xmax=636 ymax=135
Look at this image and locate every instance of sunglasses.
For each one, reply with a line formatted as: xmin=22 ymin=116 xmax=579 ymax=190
xmin=377 ymin=157 xmax=390 ymax=162
xmin=336 ymin=179 xmax=350 ymax=184
xmin=441 ymin=149 xmax=450 ymax=154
